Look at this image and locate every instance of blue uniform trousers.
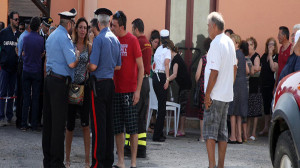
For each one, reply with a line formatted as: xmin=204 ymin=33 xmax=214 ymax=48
xmin=0 ymin=69 xmax=17 ymax=121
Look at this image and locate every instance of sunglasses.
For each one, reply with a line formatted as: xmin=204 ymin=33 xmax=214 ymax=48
xmin=19 ymin=28 xmax=25 ymax=31
xmin=13 ymin=18 xmax=19 ymax=21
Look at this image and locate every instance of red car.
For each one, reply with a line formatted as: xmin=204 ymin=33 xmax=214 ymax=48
xmin=269 ymin=71 xmax=300 ymax=168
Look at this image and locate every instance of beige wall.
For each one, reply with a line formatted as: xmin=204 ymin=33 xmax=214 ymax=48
xmin=0 ymin=0 xmax=8 ymax=27
xmin=50 ymin=0 xmax=81 ymax=27
xmin=84 ymin=0 xmax=98 ymax=23
xmin=170 ymin=0 xmax=187 ymax=47
xmin=218 ymin=0 xmax=300 ymax=55
xmin=97 ymin=0 xmax=166 ymax=39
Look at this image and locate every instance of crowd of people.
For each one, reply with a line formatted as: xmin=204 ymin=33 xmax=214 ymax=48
xmin=0 ymin=7 xmax=300 ymax=168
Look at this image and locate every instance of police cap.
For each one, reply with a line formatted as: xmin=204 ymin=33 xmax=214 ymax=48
xmin=160 ymin=29 xmax=169 ymax=39
xmin=59 ymin=8 xmax=77 ymax=20
xmin=41 ymin=17 xmax=53 ymax=27
xmin=94 ymin=8 xmax=112 ymax=16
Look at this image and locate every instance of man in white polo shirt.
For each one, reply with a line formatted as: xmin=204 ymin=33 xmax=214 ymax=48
xmin=203 ymin=12 xmax=237 ymax=168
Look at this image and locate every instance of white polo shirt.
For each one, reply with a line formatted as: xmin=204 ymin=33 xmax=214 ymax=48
xmin=153 ymin=45 xmax=171 ymax=71
xmin=204 ymin=33 xmax=237 ymax=102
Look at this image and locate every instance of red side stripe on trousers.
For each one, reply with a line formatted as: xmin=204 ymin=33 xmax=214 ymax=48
xmin=91 ymin=91 xmax=99 ymax=168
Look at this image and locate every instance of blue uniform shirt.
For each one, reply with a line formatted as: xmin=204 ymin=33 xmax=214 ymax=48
xmin=46 ymin=25 xmax=76 ymax=79
xmin=17 ymin=30 xmax=29 ymax=57
xmin=90 ymin=27 xmax=121 ymax=79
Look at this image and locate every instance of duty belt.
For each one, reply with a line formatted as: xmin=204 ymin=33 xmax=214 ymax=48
xmin=47 ymin=71 xmax=66 ymax=80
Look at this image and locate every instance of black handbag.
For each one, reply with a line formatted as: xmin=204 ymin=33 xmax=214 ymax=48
xmin=193 ymin=81 xmax=200 ymax=108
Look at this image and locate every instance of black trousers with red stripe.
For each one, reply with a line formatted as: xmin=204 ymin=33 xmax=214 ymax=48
xmin=90 ymin=79 xmax=115 ymax=168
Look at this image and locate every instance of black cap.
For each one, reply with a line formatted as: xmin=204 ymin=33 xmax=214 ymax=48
xmin=94 ymin=8 xmax=112 ymax=16
xmin=41 ymin=17 xmax=53 ymax=27
xmin=58 ymin=8 xmax=77 ymax=20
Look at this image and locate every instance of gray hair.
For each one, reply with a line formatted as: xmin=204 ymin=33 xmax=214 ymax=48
xmin=293 ymin=24 xmax=300 ymax=31
xmin=97 ymin=14 xmax=110 ymax=26
xmin=207 ymin=12 xmax=225 ymax=31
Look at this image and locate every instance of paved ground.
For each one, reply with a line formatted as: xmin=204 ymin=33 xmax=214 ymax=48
xmin=0 ymin=122 xmax=272 ymax=168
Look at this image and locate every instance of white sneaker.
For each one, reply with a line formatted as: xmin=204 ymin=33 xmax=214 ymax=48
xmin=0 ymin=120 xmax=7 ymax=127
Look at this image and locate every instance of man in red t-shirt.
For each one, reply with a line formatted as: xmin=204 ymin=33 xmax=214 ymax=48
xmin=276 ymin=26 xmax=292 ymax=85
xmin=121 ymin=18 xmax=152 ymax=158
xmin=111 ymin=11 xmax=144 ymax=168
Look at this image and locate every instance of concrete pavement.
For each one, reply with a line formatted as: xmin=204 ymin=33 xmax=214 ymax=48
xmin=0 ymin=123 xmax=272 ymax=168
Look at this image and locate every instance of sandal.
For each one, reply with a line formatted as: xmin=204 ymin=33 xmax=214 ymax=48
xmin=227 ymin=138 xmax=236 ymax=144
xmin=249 ymin=136 xmax=256 ymax=141
xmin=65 ymin=162 xmax=70 ymax=168
xmin=168 ymin=130 xmax=175 ymax=135
xmin=176 ymin=130 xmax=185 ymax=137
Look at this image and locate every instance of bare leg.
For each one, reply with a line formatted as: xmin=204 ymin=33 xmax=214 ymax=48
xmin=247 ymin=118 xmax=252 ymax=138
xmin=259 ymin=114 xmax=270 ymax=134
xmin=217 ymin=141 xmax=228 ymax=168
xmin=229 ymin=115 xmax=236 ymax=141
xmin=82 ymin=126 xmax=90 ymax=166
xmin=178 ymin=116 xmax=186 ymax=134
xmin=130 ymin=134 xmax=138 ymax=167
xmin=206 ymin=139 xmax=216 ymax=168
xmin=65 ymin=130 xmax=73 ymax=165
xmin=236 ymin=116 xmax=242 ymax=142
xmin=200 ymin=120 xmax=204 ymax=140
xmin=242 ymin=122 xmax=248 ymax=141
xmin=115 ymin=133 xmax=125 ymax=168
xmin=252 ymin=117 xmax=258 ymax=137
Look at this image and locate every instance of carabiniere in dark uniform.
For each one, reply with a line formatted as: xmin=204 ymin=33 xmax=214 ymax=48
xmin=42 ymin=8 xmax=79 ymax=168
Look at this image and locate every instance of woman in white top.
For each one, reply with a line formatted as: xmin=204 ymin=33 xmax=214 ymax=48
xmin=152 ymin=29 xmax=171 ymax=142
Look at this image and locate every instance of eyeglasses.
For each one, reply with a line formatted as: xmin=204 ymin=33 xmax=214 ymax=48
xmin=13 ymin=18 xmax=19 ymax=22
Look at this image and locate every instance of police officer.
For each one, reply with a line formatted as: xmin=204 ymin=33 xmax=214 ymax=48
xmin=40 ymin=17 xmax=53 ymax=44
xmin=87 ymin=8 xmax=121 ymax=168
xmin=42 ymin=8 xmax=79 ymax=168
xmin=0 ymin=11 xmax=21 ymax=127
xmin=152 ymin=29 xmax=171 ymax=142
xmin=38 ymin=17 xmax=53 ymax=127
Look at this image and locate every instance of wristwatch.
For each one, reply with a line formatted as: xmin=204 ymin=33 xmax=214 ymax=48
xmin=167 ymin=77 xmax=170 ymax=81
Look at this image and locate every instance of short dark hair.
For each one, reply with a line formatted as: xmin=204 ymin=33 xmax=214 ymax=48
xmin=150 ymin=30 xmax=160 ymax=41
xmin=279 ymin=26 xmax=290 ymax=40
xmin=203 ymin=37 xmax=212 ymax=52
xmin=112 ymin=11 xmax=127 ymax=30
xmin=132 ymin=18 xmax=144 ymax=33
xmin=225 ymin=29 xmax=234 ymax=35
xmin=30 ymin=17 xmax=41 ymax=32
xmin=90 ymin=18 xmax=100 ymax=31
xmin=9 ymin=11 xmax=19 ymax=19
xmin=239 ymin=40 xmax=249 ymax=56
xmin=0 ymin=22 xmax=5 ymax=30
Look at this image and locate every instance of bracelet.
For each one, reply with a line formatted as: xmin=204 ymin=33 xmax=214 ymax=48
xmin=167 ymin=77 xmax=170 ymax=81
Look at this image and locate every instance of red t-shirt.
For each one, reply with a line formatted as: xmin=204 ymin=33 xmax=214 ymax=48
xmin=138 ymin=35 xmax=152 ymax=75
xmin=277 ymin=43 xmax=292 ymax=80
xmin=114 ymin=32 xmax=142 ymax=93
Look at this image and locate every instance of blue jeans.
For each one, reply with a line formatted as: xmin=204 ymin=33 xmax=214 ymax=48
xmin=21 ymin=71 xmax=42 ymax=128
xmin=0 ymin=70 xmax=17 ymax=121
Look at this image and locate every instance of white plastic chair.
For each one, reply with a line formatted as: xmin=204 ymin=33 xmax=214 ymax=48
xmin=146 ymin=78 xmax=158 ymax=131
xmin=146 ymin=78 xmax=181 ymax=137
xmin=166 ymin=101 xmax=181 ymax=137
